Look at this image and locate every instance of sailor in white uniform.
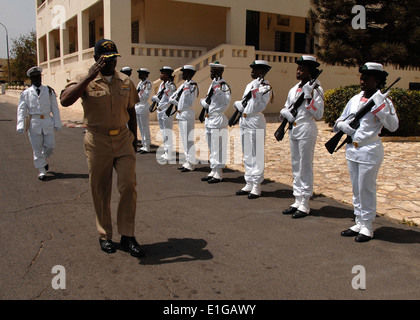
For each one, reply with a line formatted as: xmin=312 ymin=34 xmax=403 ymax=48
xmin=280 ymin=55 xmax=324 ymax=219
xmin=169 ymin=65 xmax=199 ymax=172
xmin=335 ymin=62 xmax=399 ymax=242
xmin=200 ymin=61 xmax=231 ymax=183
xmin=16 ymin=67 xmax=62 ymax=180
xmin=151 ymin=66 xmax=176 ymax=161
xmin=234 ymin=60 xmax=273 ymax=199
xmin=135 ymin=68 xmax=152 ymax=153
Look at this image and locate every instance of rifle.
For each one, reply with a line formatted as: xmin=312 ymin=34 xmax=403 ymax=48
xmin=199 ymin=78 xmax=220 ymax=123
xmin=228 ymin=77 xmax=264 ymax=127
xmin=274 ymin=69 xmax=323 ymax=142
xmin=324 ymin=77 xmax=401 ymax=154
xmin=165 ymin=83 xmax=185 ymax=117
xmin=149 ymin=83 xmax=166 ymax=113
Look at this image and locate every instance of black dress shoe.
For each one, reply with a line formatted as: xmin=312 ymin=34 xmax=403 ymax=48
xmin=180 ymin=168 xmax=193 ymax=172
xmin=201 ymin=176 xmax=213 ymax=181
xmin=178 ymin=166 xmax=184 ymax=170
xmin=341 ymin=229 xmax=359 ymax=237
xmin=236 ymin=190 xmax=249 ymax=196
xmin=139 ymin=150 xmax=149 ymax=154
xmin=282 ymin=207 xmax=298 ymax=215
xmin=120 ymin=236 xmax=145 ymax=257
xmin=292 ymin=210 xmax=308 ymax=219
xmin=355 ymin=234 xmax=373 ymax=243
xmin=99 ymin=239 xmax=116 ymax=254
xmin=208 ymin=178 xmax=222 ymax=184
xmin=248 ymin=193 xmax=260 ymax=199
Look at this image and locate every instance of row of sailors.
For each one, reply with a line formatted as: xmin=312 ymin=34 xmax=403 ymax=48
xmin=17 ymin=52 xmax=398 ymax=244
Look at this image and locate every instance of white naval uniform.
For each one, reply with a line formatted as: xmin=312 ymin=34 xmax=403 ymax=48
xmin=282 ymin=80 xmax=324 ymax=213
xmin=135 ymin=79 xmax=152 ymax=151
xmin=17 ymin=85 xmax=62 ymax=170
xmin=203 ymin=79 xmax=231 ymax=178
xmin=156 ymin=81 xmax=176 ymax=159
xmin=334 ymin=91 xmax=399 ymax=237
xmin=173 ymin=80 xmax=198 ymax=168
xmin=235 ymin=79 xmax=272 ymax=192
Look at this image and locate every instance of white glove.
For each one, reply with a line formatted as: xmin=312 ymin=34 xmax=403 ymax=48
xmin=200 ymin=98 xmax=209 ymax=109
xmin=251 ymin=78 xmax=261 ymax=89
xmin=233 ymin=100 xmax=244 ymax=113
xmin=169 ymin=98 xmax=178 ymax=106
xmin=17 ymin=129 xmax=24 ymax=133
xmin=302 ymin=81 xmax=317 ymax=99
xmin=280 ymin=108 xmax=295 ymax=123
xmin=336 ymin=120 xmax=356 ymax=136
xmin=151 ymin=95 xmax=160 ymax=103
xmin=371 ymin=91 xmax=390 ymax=118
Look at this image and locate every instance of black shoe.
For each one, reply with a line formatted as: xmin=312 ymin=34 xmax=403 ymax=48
xmin=355 ymin=234 xmax=373 ymax=243
xmin=236 ymin=190 xmax=249 ymax=196
xmin=38 ymin=174 xmax=47 ymax=181
xmin=99 ymin=239 xmax=116 ymax=254
xmin=139 ymin=150 xmax=149 ymax=154
xmin=120 ymin=236 xmax=145 ymax=257
xmin=282 ymin=207 xmax=298 ymax=215
xmin=181 ymin=168 xmax=194 ymax=172
xmin=45 ymin=164 xmax=49 ymax=172
xmin=292 ymin=210 xmax=308 ymax=219
xmin=208 ymin=178 xmax=222 ymax=184
xmin=248 ymin=193 xmax=260 ymax=199
xmin=201 ymin=176 xmax=213 ymax=181
xmin=341 ymin=229 xmax=359 ymax=237
xmin=178 ymin=166 xmax=184 ymax=170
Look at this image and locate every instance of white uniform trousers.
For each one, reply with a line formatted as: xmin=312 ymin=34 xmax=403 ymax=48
xmin=206 ymin=127 xmax=228 ymax=170
xmin=241 ymin=127 xmax=265 ymax=185
xmin=178 ymin=118 xmax=197 ymax=165
xmin=289 ymin=136 xmax=316 ymax=200
xmin=28 ymin=128 xmax=55 ymax=169
xmin=347 ymin=159 xmax=382 ymax=236
xmin=136 ymin=107 xmax=151 ymax=150
xmin=157 ymin=110 xmax=174 ymax=158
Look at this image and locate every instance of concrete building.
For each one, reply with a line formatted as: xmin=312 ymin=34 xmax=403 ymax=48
xmin=35 ymin=0 xmax=420 ymax=117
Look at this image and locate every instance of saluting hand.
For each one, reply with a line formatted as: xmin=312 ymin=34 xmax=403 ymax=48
xmin=87 ymin=56 xmax=106 ymax=81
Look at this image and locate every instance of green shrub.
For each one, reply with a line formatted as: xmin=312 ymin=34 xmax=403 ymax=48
xmin=323 ymin=85 xmax=420 ymax=136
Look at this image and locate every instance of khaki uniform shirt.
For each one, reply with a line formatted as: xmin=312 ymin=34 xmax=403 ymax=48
xmin=66 ymin=71 xmax=139 ymax=129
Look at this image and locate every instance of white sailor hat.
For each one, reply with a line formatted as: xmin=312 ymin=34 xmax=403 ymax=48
xmin=160 ymin=66 xmax=174 ymax=73
xmin=296 ymin=55 xmax=320 ymax=67
xmin=137 ymin=68 xmax=150 ymax=74
xmin=27 ymin=66 xmax=43 ymax=77
xmin=209 ymin=61 xmax=226 ymax=68
xmin=250 ymin=60 xmax=271 ymax=70
xmin=120 ymin=67 xmax=132 ymax=72
xmin=359 ymin=62 xmax=388 ymax=77
xmin=181 ymin=65 xmax=196 ymax=72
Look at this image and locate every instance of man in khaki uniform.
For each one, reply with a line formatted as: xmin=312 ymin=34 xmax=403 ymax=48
xmin=60 ymin=39 xmax=143 ymax=257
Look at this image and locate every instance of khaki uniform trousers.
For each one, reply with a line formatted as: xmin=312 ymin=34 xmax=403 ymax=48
xmin=84 ymin=126 xmax=137 ymax=240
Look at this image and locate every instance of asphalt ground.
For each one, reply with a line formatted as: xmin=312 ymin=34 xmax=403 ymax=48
xmin=0 ymin=97 xmax=419 ymax=312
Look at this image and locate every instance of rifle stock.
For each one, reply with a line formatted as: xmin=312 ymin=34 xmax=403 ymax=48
xmin=274 ymin=118 xmax=288 ymax=141
xmin=324 ymin=77 xmax=401 ymax=154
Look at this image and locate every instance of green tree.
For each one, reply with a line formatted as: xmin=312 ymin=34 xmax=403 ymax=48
xmin=309 ymin=0 xmax=420 ymax=68
xmin=10 ymin=30 xmax=37 ymax=84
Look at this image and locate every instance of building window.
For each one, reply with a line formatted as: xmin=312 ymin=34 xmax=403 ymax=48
xmin=89 ymin=21 xmax=96 ymax=48
xmin=277 ymin=15 xmax=290 ymax=26
xmin=275 ymin=31 xmax=291 ymax=52
xmin=294 ymin=33 xmax=306 ymax=53
xmin=132 ymin=20 xmax=139 ymax=44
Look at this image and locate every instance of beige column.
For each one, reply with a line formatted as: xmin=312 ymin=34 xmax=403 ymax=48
xmin=226 ymin=6 xmax=246 ymax=46
xmin=103 ymin=0 xmax=132 ymax=58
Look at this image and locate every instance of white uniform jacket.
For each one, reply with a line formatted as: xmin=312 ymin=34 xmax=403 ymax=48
xmin=157 ymin=81 xmax=176 ymax=112
xmin=334 ymin=91 xmax=399 ymax=164
xmin=204 ymin=79 xmax=231 ymax=129
xmin=236 ymin=79 xmax=272 ymax=129
xmin=17 ymin=85 xmax=62 ymax=134
xmin=283 ymin=80 xmax=324 ymax=140
xmin=135 ymin=79 xmax=152 ymax=113
xmin=174 ymin=80 xmax=198 ymax=121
